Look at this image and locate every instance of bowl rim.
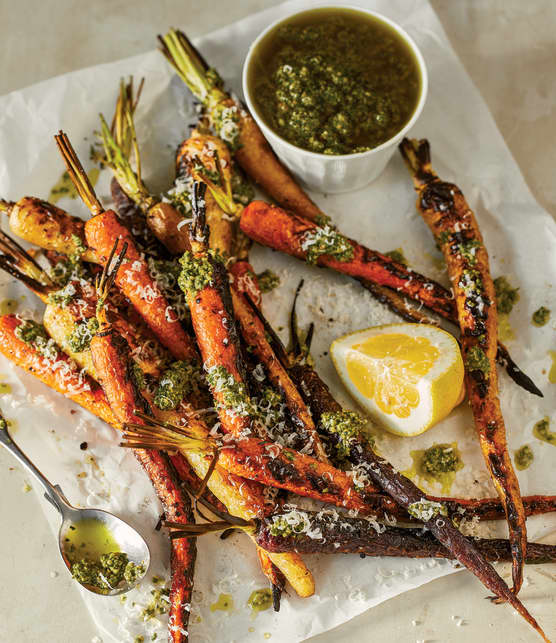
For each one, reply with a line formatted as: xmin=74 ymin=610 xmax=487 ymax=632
xmin=242 ymin=4 xmax=429 ymax=161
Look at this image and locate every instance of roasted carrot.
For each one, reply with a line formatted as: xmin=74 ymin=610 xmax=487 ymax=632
xmin=399 ymin=138 xmax=528 ymax=595
xmin=230 ymin=287 xmax=329 ymax=462
xmin=98 ymin=79 xmax=192 ymax=256
xmin=54 ymin=131 xmax=197 ymax=362
xmin=158 ymin=29 xmax=325 ymax=222
xmin=240 ymin=200 xmax=542 ymax=397
xmin=0 ymin=232 xmax=170 ymax=379
xmin=90 ymin=248 xmax=196 ymax=643
xmin=0 ymin=314 xmax=116 ymax=426
xmin=254 ymin=509 xmax=556 ymax=564
xmin=0 ymin=196 xmax=96 ymax=262
xmin=169 ymin=184 xmax=316 ymax=597
xmin=242 ymin=200 xmax=457 ymax=318
xmin=176 ymin=128 xmax=236 ymax=256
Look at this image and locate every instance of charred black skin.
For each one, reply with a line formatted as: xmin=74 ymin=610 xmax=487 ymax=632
xmin=256 ymin=511 xmax=556 ymax=564
xmin=110 ymin=177 xmax=170 ymax=259
xmin=288 ymin=362 xmax=538 ymax=609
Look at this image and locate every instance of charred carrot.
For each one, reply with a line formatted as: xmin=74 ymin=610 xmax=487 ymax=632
xmin=242 ymin=200 xmax=457 ymax=318
xmin=230 ymin=287 xmax=329 ymax=462
xmin=240 ymin=200 xmax=542 ymax=397
xmin=254 ymin=509 xmax=556 ymax=565
xmin=399 ymin=138 xmax=527 ymax=595
xmin=0 ymin=196 xmax=96 ymax=262
xmin=158 ymin=29 xmax=325 ymax=222
xmin=176 ymin=128 xmax=236 ymax=256
xmin=90 ymin=249 xmax=196 ymax=643
xmin=54 ymin=131 xmax=197 ymax=362
xmin=0 ymin=233 xmax=170 ymax=379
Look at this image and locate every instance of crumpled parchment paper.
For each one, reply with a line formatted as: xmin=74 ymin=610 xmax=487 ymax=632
xmin=0 ymin=1 xmax=554 ymax=641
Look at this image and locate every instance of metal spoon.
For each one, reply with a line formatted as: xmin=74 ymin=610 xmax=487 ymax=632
xmin=0 ymin=421 xmax=150 ymax=595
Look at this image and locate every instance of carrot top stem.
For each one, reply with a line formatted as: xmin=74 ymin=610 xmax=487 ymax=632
xmin=54 ymin=131 xmax=103 ymax=216
xmin=98 ymin=80 xmax=156 ymax=213
xmin=158 ymin=29 xmax=222 ymax=105
xmin=111 ymin=76 xmax=144 ymax=159
xmin=0 ymin=229 xmax=54 ymax=287
xmin=94 ymin=239 xmax=128 ymax=323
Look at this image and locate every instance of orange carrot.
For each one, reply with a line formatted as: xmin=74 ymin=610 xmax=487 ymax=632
xmin=90 ymin=261 xmax=196 ymax=643
xmin=0 ymin=314 xmax=115 ymax=426
xmin=241 ymin=201 xmax=457 ymax=320
xmin=54 ymin=131 xmax=197 ymax=362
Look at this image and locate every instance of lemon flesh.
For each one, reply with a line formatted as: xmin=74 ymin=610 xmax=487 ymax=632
xmin=330 ymin=324 xmax=465 ymax=436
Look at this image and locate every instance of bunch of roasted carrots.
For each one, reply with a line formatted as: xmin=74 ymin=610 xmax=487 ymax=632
xmin=0 ymin=30 xmax=552 ymax=643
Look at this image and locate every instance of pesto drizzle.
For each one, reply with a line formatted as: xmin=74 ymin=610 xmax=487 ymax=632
xmin=301 ymin=225 xmax=354 ymax=265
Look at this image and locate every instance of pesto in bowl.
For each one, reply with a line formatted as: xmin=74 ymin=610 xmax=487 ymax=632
xmin=247 ymin=7 xmax=422 ymax=156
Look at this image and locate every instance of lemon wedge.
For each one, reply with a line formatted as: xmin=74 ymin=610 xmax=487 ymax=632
xmin=330 ymin=323 xmax=465 ymax=436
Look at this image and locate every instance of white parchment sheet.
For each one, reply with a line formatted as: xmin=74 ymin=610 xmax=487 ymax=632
xmin=0 ymin=1 xmax=554 ymax=641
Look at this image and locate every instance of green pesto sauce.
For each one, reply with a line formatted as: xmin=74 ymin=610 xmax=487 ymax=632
xmin=206 ymin=365 xmax=257 ymax=417
xmin=142 ymin=587 xmax=170 ymax=620
xmin=210 ymin=593 xmax=234 ymax=612
xmin=465 ymin=345 xmax=490 ymax=375
xmin=256 ymin=386 xmax=286 ymax=425
xmin=494 ymin=276 xmax=519 ymax=315
xmin=459 ymin=268 xmax=483 ymax=298
xmin=0 ymin=298 xmax=19 ymax=315
xmin=256 ymin=269 xmax=280 ymax=293
xmin=248 ymin=8 xmax=421 ymax=155
xmin=71 ymin=552 xmax=144 ymax=591
xmin=385 ymin=248 xmax=407 ymax=265
xmin=457 ymin=239 xmax=481 ymax=265
xmin=131 ymin=363 xmax=147 ymax=391
xmin=247 ymin=589 xmax=273 ymax=615
xmin=406 ymin=499 xmax=448 ymax=522
xmin=65 ymin=518 xmax=144 ymax=592
xmin=49 ymin=168 xmax=100 ymax=204
xmin=320 ymin=410 xmax=368 ymax=460
xmin=402 ymin=442 xmax=463 ymax=494
xmin=66 ymin=317 xmax=99 ymax=353
xmin=153 ymin=360 xmax=203 ymax=410
xmin=269 ymin=515 xmax=304 ymax=538
xmin=301 ymin=225 xmax=354 ymax=265
xmin=178 ymin=250 xmax=223 ymax=297
xmin=514 ymin=444 xmax=534 ymax=471
xmin=15 ymin=319 xmax=58 ymax=360
xmin=533 ymin=417 xmax=556 ymax=446
xmin=532 ymin=306 xmax=551 ymax=327
xmin=231 ymin=166 xmax=255 ymax=205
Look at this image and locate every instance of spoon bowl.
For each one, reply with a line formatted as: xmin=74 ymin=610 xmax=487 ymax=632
xmin=0 ymin=418 xmax=150 ymax=595
xmin=59 ymin=507 xmax=150 ymax=596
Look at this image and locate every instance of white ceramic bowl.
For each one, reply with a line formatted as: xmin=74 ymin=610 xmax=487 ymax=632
xmin=243 ymin=5 xmax=428 ymax=194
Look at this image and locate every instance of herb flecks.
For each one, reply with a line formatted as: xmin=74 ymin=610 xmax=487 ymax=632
xmin=532 ymin=306 xmax=550 ymax=327
xmin=301 ymin=225 xmax=354 ymax=265
xmin=178 ymin=250 xmax=223 ymax=297
xmin=66 ymin=317 xmax=99 ymax=353
xmin=154 ymin=360 xmax=203 ymax=410
xmin=320 ymin=410 xmax=368 ymax=460
xmin=256 ymin=270 xmax=280 ymax=293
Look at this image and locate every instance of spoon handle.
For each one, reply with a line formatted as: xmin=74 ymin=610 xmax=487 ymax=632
xmin=0 ymin=421 xmax=72 ymax=516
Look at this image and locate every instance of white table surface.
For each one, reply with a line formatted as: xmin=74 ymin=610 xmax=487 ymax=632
xmin=0 ymin=1 xmax=555 ymax=642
